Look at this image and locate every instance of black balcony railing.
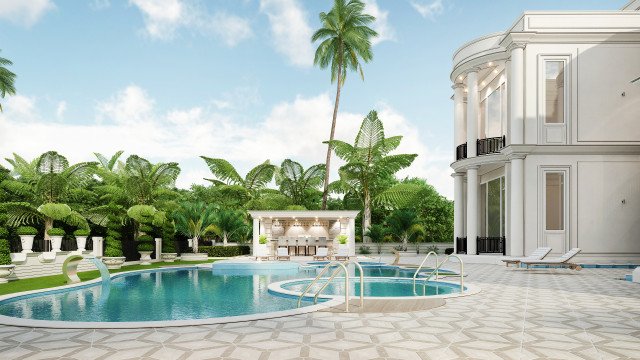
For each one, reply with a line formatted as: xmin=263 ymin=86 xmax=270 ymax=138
xmin=455 ymin=136 xmax=505 ymax=161
xmin=476 ymin=136 xmax=506 ymax=156
xmin=456 ymin=237 xmax=467 ymax=254
xmin=455 ymin=143 xmax=467 ymax=161
xmin=476 ymin=236 xmax=506 ymax=255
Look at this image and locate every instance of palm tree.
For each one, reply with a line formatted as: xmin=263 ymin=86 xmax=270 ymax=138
xmin=275 ymin=159 xmax=325 ymax=208
xmin=0 ymin=51 xmax=16 ymax=112
xmin=328 ymin=110 xmax=417 ymax=242
xmin=211 ymin=209 xmax=248 ymax=246
xmin=0 ymin=152 xmax=93 ymax=249
xmin=173 ymin=202 xmax=218 ymax=254
xmin=312 ymin=0 xmax=377 ymax=209
xmin=365 ymin=223 xmax=386 ymax=254
xmin=385 ymin=209 xmax=425 ymax=252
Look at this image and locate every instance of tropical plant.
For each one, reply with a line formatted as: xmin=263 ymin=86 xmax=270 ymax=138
xmin=337 ymin=234 xmax=348 ymax=245
xmin=365 ymin=223 xmax=386 ymax=254
xmin=385 ymin=209 xmax=425 ymax=252
xmin=424 ymin=244 xmax=440 ymax=254
xmin=0 ymin=50 xmax=16 ymax=112
xmin=0 ymin=152 xmax=93 ymax=249
xmin=47 ymin=228 xmax=65 ymax=236
xmin=172 ymin=201 xmax=218 ymax=254
xmin=275 ymin=159 xmax=325 ymax=209
xmin=259 ymin=234 xmax=268 ymax=244
xmin=73 ymin=229 xmax=90 ymax=237
xmin=358 ymin=245 xmax=371 ymax=254
xmin=104 ymin=215 xmax=124 ymax=257
xmin=0 ymin=239 xmax=11 ymax=265
xmin=312 ymin=0 xmax=378 ymax=209
xmin=211 ymin=209 xmax=249 ymax=246
xmin=327 ymin=111 xmax=417 ymax=242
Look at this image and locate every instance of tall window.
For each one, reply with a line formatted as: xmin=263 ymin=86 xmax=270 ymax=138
xmin=544 ymin=61 xmax=565 ymax=124
xmin=486 ymin=88 xmax=502 ymax=138
xmin=485 ymin=176 xmax=506 ymax=237
xmin=479 ymin=99 xmax=486 ymax=139
xmin=545 ymin=172 xmax=564 ymax=230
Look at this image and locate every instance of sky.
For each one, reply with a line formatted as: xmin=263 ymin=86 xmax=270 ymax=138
xmin=0 ymin=0 xmax=628 ymax=199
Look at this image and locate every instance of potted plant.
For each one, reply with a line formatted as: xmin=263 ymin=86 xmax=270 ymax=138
xmin=256 ymin=234 xmax=269 ymax=258
xmin=337 ymin=234 xmax=349 ymax=249
xmin=160 ymin=221 xmax=177 ymax=262
xmin=0 ymin=238 xmax=15 ymax=283
xmin=47 ymin=228 xmax=65 ymax=252
xmin=16 ymin=226 xmax=37 ymax=253
xmin=73 ymin=228 xmax=90 ymax=253
xmin=102 ymin=225 xmax=125 ymax=269
xmin=137 ymin=234 xmax=155 ymax=265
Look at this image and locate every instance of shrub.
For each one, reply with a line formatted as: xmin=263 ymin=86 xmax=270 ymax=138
xmin=139 ymin=224 xmax=154 ymax=233
xmin=358 ymin=245 xmax=371 ymax=254
xmin=444 ymin=248 xmax=454 ymax=255
xmin=162 ymin=223 xmax=176 ymax=253
xmin=137 ymin=234 xmax=154 ymax=242
xmin=104 ymin=216 xmax=123 ymax=257
xmin=16 ymin=226 xmax=37 ymax=236
xmin=259 ymin=234 xmax=268 ymax=244
xmin=0 ymin=228 xmax=8 ymax=239
xmin=198 ymin=245 xmax=250 ymax=257
xmin=424 ymin=245 xmax=440 ymax=254
xmin=0 ymin=239 xmax=11 ymax=265
xmin=336 ymin=235 xmax=348 ymax=245
xmin=47 ymin=228 xmax=65 ymax=236
xmin=73 ymin=229 xmax=90 ymax=237
xmin=137 ymin=241 xmax=155 ymax=252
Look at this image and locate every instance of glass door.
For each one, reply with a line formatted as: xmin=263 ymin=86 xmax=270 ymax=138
xmin=542 ymin=169 xmax=569 ymax=254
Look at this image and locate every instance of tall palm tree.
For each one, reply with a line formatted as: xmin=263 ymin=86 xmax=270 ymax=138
xmin=312 ymin=0 xmax=377 ymax=209
xmin=275 ymin=159 xmax=325 ymax=208
xmin=173 ymin=202 xmax=218 ymax=254
xmin=211 ymin=209 xmax=249 ymax=246
xmin=0 ymin=51 xmax=16 ymax=112
xmin=385 ymin=209 xmax=425 ymax=252
xmin=0 ymin=152 xmax=93 ymax=249
xmin=328 ymin=110 xmax=417 ymax=242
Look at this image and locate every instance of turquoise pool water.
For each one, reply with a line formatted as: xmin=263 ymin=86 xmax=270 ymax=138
xmin=279 ymin=278 xmax=462 ymax=297
xmin=0 ymin=262 xmax=458 ymax=323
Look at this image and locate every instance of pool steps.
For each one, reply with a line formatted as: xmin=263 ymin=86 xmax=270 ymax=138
xmin=297 ymin=260 xmax=365 ymax=312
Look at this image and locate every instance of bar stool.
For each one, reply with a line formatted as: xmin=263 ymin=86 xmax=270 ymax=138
xmin=297 ymin=237 xmax=306 ymax=256
xmin=307 ymin=237 xmax=317 ymax=256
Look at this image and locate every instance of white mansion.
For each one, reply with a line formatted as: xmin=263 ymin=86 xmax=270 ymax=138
xmin=451 ymin=1 xmax=640 ymax=262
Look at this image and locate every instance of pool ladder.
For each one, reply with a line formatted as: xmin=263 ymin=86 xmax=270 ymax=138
xmin=412 ymin=253 xmax=464 ymax=295
xmin=296 ymin=260 xmax=364 ymax=312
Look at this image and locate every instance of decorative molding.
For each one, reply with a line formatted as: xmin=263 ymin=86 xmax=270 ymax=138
xmin=451 ymin=83 xmax=466 ymax=90
xmin=506 ymin=42 xmax=527 ymax=52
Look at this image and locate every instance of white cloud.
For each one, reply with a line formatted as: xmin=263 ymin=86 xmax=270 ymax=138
xmin=362 ymin=0 xmax=395 ymax=45
xmin=1 ymin=95 xmax=39 ymax=122
xmin=129 ymin=0 xmax=252 ymax=45
xmin=0 ymin=87 xmax=453 ymax=198
xmin=411 ymin=0 xmax=444 ymax=19
xmin=90 ymin=0 xmax=111 ymax=10
xmin=55 ymin=101 xmax=67 ymax=120
xmin=259 ymin=0 xmax=314 ymax=67
xmin=0 ymin=0 xmax=55 ymax=27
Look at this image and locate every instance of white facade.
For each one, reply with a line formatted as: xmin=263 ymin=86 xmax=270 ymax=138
xmin=451 ymin=3 xmax=640 ymax=262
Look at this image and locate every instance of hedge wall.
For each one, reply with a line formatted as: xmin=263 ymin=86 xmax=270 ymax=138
xmin=198 ymin=245 xmax=250 ymax=257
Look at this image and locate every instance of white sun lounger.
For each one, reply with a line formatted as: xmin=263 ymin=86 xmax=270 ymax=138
xmin=501 ymin=247 xmax=552 ymax=267
xmin=333 ymin=248 xmax=349 ymax=261
xmin=520 ymin=248 xmax=582 ymax=270
xmin=313 ymin=247 xmax=329 ymax=261
xmin=277 ymin=247 xmax=290 ymax=261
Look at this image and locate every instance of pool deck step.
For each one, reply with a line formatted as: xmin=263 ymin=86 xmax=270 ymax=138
xmin=321 ymin=298 xmax=445 ymax=313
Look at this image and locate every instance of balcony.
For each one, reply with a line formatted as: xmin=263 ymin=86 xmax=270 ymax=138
xmin=476 ymin=236 xmax=506 ymax=255
xmin=455 ymin=136 xmax=506 ymax=161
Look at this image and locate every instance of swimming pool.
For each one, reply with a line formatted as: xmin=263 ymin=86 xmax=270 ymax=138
xmin=0 ymin=261 xmax=470 ymax=327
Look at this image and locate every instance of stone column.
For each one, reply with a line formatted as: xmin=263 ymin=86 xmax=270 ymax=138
xmin=348 ymin=217 xmax=356 ymax=256
xmin=252 ymin=218 xmax=260 ymax=256
xmin=509 ymin=155 xmax=525 ymax=256
xmin=509 ymin=44 xmax=525 ymax=145
xmin=504 ymin=161 xmax=511 ymax=254
xmin=92 ymin=237 xmax=103 ymax=257
xmin=453 ymin=172 xmax=465 ymax=253
xmin=466 ymin=166 xmax=479 ymax=255
xmin=155 ymin=238 xmax=162 ymax=260
xmin=453 ymin=83 xmax=466 ymax=159
xmin=466 ymin=68 xmax=480 ymax=158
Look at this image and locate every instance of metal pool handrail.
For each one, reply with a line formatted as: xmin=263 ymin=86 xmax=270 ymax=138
xmin=313 ymin=260 xmax=364 ymax=309
xmin=422 ymin=254 xmax=465 ymax=294
xmin=297 ymin=261 xmax=350 ymax=311
xmin=412 ymin=251 xmax=438 ymax=294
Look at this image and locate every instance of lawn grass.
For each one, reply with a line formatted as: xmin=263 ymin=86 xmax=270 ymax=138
xmin=0 ymin=259 xmax=216 ymax=296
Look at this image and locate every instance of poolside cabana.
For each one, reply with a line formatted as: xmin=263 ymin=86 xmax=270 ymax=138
xmin=248 ymin=210 xmax=359 ymax=258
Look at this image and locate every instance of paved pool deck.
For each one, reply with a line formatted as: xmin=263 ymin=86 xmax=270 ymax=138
xmin=0 ymin=262 xmax=638 ymax=360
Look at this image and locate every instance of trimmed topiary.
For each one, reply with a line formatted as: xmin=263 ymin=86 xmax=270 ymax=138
xmin=162 ymin=223 xmax=176 ymax=253
xmin=137 ymin=241 xmax=155 ymax=252
xmin=137 ymin=234 xmax=153 ymax=242
xmin=16 ymin=226 xmax=38 ymax=236
xmin=73 ymin=229 xmax=90 ymax=237
xmin=139 ymin=224 xmax=154 ymax=233
xmin=0 ymin=239 xmax=11 ymax=265
xmin=0 ymin=228 xmax=8 ymax=239
xmin=47 ymin=228 xmax=65 ymax=236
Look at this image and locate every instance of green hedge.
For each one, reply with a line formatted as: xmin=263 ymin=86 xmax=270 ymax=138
xmin=73 ymin=229 xmax=90 ymax=237
xmin=16 ymin=226 xmax=37 ymax=236
xmin=0 ymin=239 xmax=11 ymax=265
xmin=47 ymin=228 xmax=65 ymax=236
xmin=198 ymin=245 xmax=250 ymax=257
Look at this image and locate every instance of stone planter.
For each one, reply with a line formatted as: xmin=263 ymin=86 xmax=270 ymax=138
xmin=0 ymin=265 xmax=15 ymax=284
xmin=75 ymin=236 xmax=87 ymax=252
xmin=50 ymin=236 xmax=63 ymax=252
xmin=102 ymin=256 xmax=126 ymax=270
xmin=255 ymin=243 xmax=268 ymax=257
xmin=19 ymin=235 xmax=35 ymax=253
xmin=180 ymin=253 xmax=208 ymax=261
xmin=139 ymin=251 xmax=153 ymax=265
xmin=161 ymin=253 xmax=177 ymax=262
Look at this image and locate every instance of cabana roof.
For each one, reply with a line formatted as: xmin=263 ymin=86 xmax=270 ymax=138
xmin=247 ymin=210 xmax=360 ymax=219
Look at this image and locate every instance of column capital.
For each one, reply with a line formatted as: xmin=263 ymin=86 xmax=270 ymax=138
xmin=507 ymin=42 xmax=526 ymax=52
xmin=452 ymin=83 xmax=465 ymax=90
xmin=507 ymin=153 xmax=527 ymax=161
xmin=451 ymin=172 xmax=465 ymax=178
xmin=466 ymin=165 xmax=480 ymax=171
xmin=463 ymin=67 xmax=482 ymax=76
